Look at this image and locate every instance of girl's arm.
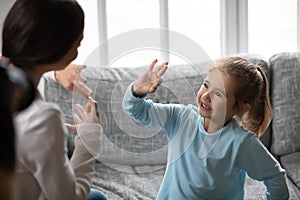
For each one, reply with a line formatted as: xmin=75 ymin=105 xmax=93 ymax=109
xmin=122 ymin=82 xmax=182 ymax=138
xmin=237 ymin=134 xmax=289 ymax=200
xmin=123 ymin=59 xmax=181 ymax=136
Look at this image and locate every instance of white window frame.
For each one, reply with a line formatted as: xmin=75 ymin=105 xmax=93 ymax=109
xmin=159 ymin=0 xmax=169 ymax=61
xmin=298 ymin=0 xmax=300 ymax=52
xmin=220 ymin=0 xmax=248 ymax=56
xmin=97 ymin=0 xmax=108 ymax=66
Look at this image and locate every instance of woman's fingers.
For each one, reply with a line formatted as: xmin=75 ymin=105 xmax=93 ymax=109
xmin=75 ymin=104 xmax=87 ymax=121
xmin=73 ymin=114 xmax=82 ymax=124
xmin=78 ymin=64 xmax=86 ymax=71
xmin=74 ymin=79 xmax=93 ymax=99
xmin=72 ymin=98 xmax=100 ymax=126
xmin=66 ymin=123 xmax=76 ymax=131
xmin=76 ymin=76 xmax=87 ymax=84
xmin=88 ymin=97 xmax=101 ymax=124
xmin=85 ymin=100 xmax=92 ymax=113
xmin=88 ymin=97 xmax=98 ymax=114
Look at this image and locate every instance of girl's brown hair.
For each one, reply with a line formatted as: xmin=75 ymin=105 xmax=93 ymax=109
xmin=213 ymin=57 xmax=272 ymax=137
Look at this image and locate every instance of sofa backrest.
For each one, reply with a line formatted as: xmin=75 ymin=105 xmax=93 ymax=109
xmin=44 ymin=54 xmax=272 ymax=166
xmin=269 ymin=52 xmax=300 ymax=157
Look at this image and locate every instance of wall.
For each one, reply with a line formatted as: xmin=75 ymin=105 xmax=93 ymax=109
xmin=0 ymin=0 xmax=14 ymax=54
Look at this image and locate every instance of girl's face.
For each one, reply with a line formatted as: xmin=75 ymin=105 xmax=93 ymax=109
xmin=196 ymin=69 xmax=238 ymax=130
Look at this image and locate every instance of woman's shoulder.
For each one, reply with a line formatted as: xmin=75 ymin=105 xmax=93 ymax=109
xmin=34 ymin=98 xmax=61 ymax=113
xmin=14 ymin=98 xmax=67 ymax=143
xmin=15 ymin=98 xmax=62 ymax=124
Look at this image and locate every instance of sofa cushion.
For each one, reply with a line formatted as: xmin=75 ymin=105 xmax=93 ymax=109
xmin=280 ymin=152 xmax=300 ymax=189
xmin=43 ymin=81 xmax=75 ymax=158
xmin=269 ymin=52 xmax=300 ymax=156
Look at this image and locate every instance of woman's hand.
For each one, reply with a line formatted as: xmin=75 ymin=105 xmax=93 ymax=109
xmin=133 ymin=59 xmax=168 ymax=97
xmin=55 ymin=63 xmax=93 ymax=99
xmin=66 ymin=97 xmax=101 ymax=131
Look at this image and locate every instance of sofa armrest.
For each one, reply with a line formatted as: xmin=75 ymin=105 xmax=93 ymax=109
xmin=280 ymin=152 xmax=300 ymax=190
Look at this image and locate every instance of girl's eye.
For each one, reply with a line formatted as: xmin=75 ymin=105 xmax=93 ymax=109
xmin=203 ymin=82 xmax=209 ymax=88
xmin=214 ymin=91 xmax=223 ymax=98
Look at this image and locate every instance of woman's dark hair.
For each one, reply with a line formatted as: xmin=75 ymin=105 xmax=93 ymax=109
xmin=2 ymin=0 xmax=84 ymax=68
xmin=0 ymin=68 xmax=15 ymax=173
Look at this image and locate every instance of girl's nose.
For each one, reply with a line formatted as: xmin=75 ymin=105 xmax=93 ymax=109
xmin=202 ymin=90 xmax=211 ymax=101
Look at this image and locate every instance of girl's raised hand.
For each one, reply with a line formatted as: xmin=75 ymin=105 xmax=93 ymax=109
xmin=133 ymin=59 xmax=168 ymax=97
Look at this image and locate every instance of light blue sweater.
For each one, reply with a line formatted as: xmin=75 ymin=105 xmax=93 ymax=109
xmin=122 ymin=83 xmax=289 ymax=200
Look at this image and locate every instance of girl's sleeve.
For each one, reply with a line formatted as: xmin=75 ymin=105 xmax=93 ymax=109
xmin=122 ymin=82 xmax=182 ymax=139
xmin=24 ymin=107 xmax=101 ymax=200
xmin=237 ymin=134 xmax=289 ymax=200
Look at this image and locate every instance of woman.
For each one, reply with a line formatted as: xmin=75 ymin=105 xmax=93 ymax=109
xmin=2 ymin=0 xmax=106 ymax=199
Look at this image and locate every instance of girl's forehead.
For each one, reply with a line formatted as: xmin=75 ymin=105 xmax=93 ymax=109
xmin=206 ymin=70 xmax=237 ymax=96
xmin=206 ymin=70 xmax=225 ymax=82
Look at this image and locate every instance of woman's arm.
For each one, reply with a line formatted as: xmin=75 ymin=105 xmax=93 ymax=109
xmin=23 ymin=100 xmax=101 ymax=200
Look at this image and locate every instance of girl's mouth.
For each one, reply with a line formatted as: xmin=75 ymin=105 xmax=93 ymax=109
xmin=200 ymin=102 xmax=212 ymax=111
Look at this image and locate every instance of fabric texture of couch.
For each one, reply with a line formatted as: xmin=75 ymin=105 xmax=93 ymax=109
xmin=44 ymin=52 xmax=300 ymax=199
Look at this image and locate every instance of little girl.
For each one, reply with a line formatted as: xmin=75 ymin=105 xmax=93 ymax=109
xmin=122 ymin=58 xmax=289 ymax=199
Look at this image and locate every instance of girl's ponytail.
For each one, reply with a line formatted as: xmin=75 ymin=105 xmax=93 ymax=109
xmin=245 ymin=66 xmax=272 ymax=137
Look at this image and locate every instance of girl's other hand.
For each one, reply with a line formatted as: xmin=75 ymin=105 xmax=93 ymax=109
xmin=133 ymin=59 xmax=168 ymax=96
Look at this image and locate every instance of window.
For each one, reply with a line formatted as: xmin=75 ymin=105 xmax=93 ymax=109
xmin=169 ymin=0 xmax=221 ymax=60
xmin=106 ymin=0 xmax=161 ymax=67
xmin=74 ymin=0 xmax=299 ymax=66
xmin=75 ymin=0 xmax=221 ymax=67
xmin=106 ymin=0 xmax=159 ymax=38
xmin=76 ymin=0 xmax=99 ymax=64
xmin=248 ymin=0 xmax=297 ymax=58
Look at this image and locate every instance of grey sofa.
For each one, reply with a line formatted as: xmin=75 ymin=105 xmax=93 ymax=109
xmin=44 ymin=52 xmax=300 ymax=199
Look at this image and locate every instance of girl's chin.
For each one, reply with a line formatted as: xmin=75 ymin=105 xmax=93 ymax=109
xmin=198 ymin=108 xmax=211 ymax=118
